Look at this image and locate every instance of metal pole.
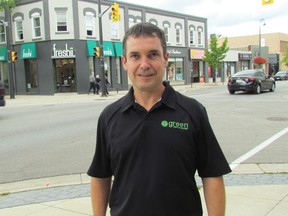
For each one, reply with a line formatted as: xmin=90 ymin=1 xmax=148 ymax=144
xmin=98 ymin=0 xmax=107 ymax=97
xmin=3 ymin=6 xmax=15 ymax=99
xmin=259 ymin=22 xmax=261 ymax=58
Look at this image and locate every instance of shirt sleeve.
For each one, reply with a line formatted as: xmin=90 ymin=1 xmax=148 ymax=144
xmin=87 ymin=114 xmax=112 ymax=178
xmin=196 ymin=107 xmax=231 ymax=178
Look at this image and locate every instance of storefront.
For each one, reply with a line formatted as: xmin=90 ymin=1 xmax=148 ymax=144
xmin=166 ymin=47 xmax=189 ymax=84
xmin=0 ymin=46 xmax=9 ymax=89
xmin=20 ymin=43 xmax=39 ymax=93
xmin=190 ymin=49 xmax=205 ymax=82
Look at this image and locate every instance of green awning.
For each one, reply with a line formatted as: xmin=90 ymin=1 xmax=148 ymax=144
xmin=114 ymin=42 xmax=122 ymax=57
xmin=103 ymin=41 xmax=115 ymax=56
xmin=86 ymin=40 xmax=96 ymax=56
xmin=87 ymin=40 xmax=116 ymax=57
xmin=0 ymin=46 xmax=7 ymax=61
xmin=20 ymin=43 xmax=37 ymax=59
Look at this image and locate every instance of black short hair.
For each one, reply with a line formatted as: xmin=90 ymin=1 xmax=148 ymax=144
xmin=122 ymin=22 xmax=167 ymax=58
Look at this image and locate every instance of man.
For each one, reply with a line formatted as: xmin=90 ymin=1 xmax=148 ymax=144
xmin=88 ymin=72 xmax=96 ymax=94
xmin=88 ymin=22 xmax=231 ymax=216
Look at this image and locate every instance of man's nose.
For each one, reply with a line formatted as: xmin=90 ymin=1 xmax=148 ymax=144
xmin=139 ymin=57 xmax=151 ymax=70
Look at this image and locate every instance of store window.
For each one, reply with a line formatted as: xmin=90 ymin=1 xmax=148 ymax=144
xmin=0 ymin=22 xmax=6 ymax=43
xmin=25 ymin=59 xmax=38 ymax=91
xmin=116 ymin=57 xmax=122 ymax=85
xmin=167 ymin=58 xmax=184 ymax=81
xmin=111 ymin=22 xmax=119 ymax=39
xmin=55 ymin=8 xmax=68 ymax=32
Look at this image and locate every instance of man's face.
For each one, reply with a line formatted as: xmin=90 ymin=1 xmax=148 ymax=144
xmin=122 ymin=35 xmax=169 ymax=93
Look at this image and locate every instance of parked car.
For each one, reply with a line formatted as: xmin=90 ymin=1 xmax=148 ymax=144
xmin=274 ymin=71 xmax=288 ymax=81
xmin=0 ymin=80 xmax=5 ymax=107
xmin=227 ymin=69 xmax=276 ymax=94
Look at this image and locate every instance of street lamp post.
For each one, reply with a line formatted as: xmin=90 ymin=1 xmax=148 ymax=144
xmin=258 ymin=18 xmax=265 ymax=58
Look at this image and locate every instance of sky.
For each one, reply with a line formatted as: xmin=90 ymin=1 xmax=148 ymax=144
xmin=119 ymin=0 xmax=288 ymax=38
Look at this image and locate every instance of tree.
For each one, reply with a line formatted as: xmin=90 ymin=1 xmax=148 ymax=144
xmin=203 ymin=35 xmax=229 ymax=82
xmin=0 ymin=0 xmax=16 ymax=11
xmin=281 ymin=44 xmax=288 ymax=68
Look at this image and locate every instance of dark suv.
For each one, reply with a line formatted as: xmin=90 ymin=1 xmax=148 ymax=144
xmin=0 ymin=80 xmax=5 ymax=107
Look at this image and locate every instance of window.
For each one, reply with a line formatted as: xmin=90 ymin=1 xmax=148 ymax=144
xmin=55 ymin=8 xmax=68 ymax=32
xmin=111 ymin=22 xmax=119 ymax=39
xmin=164 ymin=24 xmax=169 ymax=43
xmin=176 ymin=26 xmax=181 ymax=44
xmin=189 ymin=26 xmax=195 ymax=46
xmin=31 ymin=13 xmax=41 ymax=38
xmin=0 ymin=22 xmax=6 ymax=43
xmin=175 ymin=23 xmax=182 ymax=45
xmin=15 ymin=17 xmax=24 ymax=41
xmin=85 ymin=12 xmax=94 ymax=37
xmin=197 ymin=27 xmax=203 ymax=45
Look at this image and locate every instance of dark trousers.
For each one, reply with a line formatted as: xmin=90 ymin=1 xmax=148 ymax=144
xmin=88 ymin=82 xmax=96 ymax=94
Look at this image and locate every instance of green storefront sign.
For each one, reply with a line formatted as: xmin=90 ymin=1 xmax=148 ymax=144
xmin=0 ymin=46 xmax=7 ymax=61
xmin=86 ymin=40 xmax=122 ymax=57
xmin=20 ymin=42 xmax=37 ymax=59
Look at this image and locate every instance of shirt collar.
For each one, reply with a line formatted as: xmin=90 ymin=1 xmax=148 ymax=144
xmin=120 ymin=81 xmax=177 ymax=113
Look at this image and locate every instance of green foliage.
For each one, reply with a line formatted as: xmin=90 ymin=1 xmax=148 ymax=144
xmin=203 ymin=35 xmax=229 ymax=74
xmin=0 ymin=0 xmax=16 ymax=11
xmin=282 ymin=44 xmax=288 ymax=67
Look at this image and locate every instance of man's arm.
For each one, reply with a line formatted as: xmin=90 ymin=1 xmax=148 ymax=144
xmin=91 ymin=177 xmax=112 ymax=216
xmin=202 ymin=176 xmax=226 ymax=216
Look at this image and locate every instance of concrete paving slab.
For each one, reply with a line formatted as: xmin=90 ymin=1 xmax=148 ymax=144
xmin=232 ymin=163 xmax=263 ymax=174
xmin=259 ymin=163 xmax=288 ymax=174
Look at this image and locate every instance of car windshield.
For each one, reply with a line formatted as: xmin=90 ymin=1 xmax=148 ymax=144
xmin=233 ymin=71 xmax=255 ymax=77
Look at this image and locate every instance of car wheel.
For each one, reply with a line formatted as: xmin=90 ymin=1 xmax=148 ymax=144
xmin=229 ymin=90 xmax=235 ymax=94
xmin=269 ymin=83 xmax=276 ymax=92
xmin=254 ymin=84 xmax=261 ymax=94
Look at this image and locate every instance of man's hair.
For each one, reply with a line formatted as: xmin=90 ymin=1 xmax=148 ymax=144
xmin=122 ymin=22 xmax=167 ymax=58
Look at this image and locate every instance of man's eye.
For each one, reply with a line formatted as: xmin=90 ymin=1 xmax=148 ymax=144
xmin=149 ymin=52 xmax=159 ymax=58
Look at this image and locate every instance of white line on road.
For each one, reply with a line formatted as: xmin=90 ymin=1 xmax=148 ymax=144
xmin=230 ymin=126 xmax=288 ymax=170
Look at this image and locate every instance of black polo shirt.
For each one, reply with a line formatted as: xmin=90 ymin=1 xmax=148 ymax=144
xmin=88 ymin=83 xmax=231 ymax=216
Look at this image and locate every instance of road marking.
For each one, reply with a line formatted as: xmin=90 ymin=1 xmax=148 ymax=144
xmin=230 ymin=126 xmax=288 ymax=170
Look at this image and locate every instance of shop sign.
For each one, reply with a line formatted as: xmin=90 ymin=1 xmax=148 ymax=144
xmin=190 ymin=49 xmax=205 ymax=60
xmin=168 ymin=49 xmax=181 ymax=55
xmin=238 ymin=53 xmax=252 ymax=60
xmin=52 ymin=44 xmax=75 ymax=58
xmin=21 ymin=43 xmax=37 ymax=59
xmin=0 ymin=46 xmax=7 ymax=61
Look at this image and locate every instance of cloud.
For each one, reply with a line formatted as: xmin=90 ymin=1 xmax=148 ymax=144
xmin=120 ymin=0 xmax=288 ymax=37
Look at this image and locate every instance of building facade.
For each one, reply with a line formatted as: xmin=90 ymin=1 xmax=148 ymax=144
xmin=0 ymin=0 xmax=208 ymax=95
xmin=218 ymin=33 xmax=288 ymax=75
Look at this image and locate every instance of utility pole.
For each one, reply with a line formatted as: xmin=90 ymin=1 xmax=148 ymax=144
xmin=98 ymin=0 xmax=107 ymax=97
xmin=2 ymin=2 xmax=15 ymax=99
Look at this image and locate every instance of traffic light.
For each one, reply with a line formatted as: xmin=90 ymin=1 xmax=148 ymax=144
xmin=111 ymin=3 xmax=120 ymax=22
xmin=262 ymin=0 xmax=274 ymax=5
xmin=11 ymin=51 xmax=18 ymax=62
xmin=94 ymin=47 xmax=100 ymax=58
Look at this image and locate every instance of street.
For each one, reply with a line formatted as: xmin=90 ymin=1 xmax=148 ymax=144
xmin=0 ymin=81 xmax=287 ymax=184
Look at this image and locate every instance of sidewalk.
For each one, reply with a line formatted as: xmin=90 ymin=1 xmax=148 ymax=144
xmin=1 ymin=164 xmax=287 ymax=216
xmin=1 ymin=82 xmax=287 ymax=215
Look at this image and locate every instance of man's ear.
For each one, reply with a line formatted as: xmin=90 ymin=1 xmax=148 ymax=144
xmin=121 ymin=55 xmax=127 ymax=71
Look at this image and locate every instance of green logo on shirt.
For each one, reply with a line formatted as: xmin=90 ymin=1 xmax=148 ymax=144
xmin=161 ymin=120 xmax=189 ymax=130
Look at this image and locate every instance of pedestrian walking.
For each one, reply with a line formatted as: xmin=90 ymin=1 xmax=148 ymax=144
xmin=95 ymin=75 xmax=101 ymax=95
xmin=88 ymin=22 xmax=231 ymax=216
xmin=88 ymin=72 xmax=96 ymax=94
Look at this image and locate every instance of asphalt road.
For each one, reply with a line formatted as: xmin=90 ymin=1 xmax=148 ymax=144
xmin=0 ymin=81 xmax=287 ymax=183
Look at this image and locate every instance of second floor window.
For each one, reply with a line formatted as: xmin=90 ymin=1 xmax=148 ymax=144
xmin=32 ymin=13 xmax=41 ymax=38
xmin=189 ymin=27 xmax=195 ymax=46
xmin=0 ymin=22 xmax=6 ymax=43
xmin=55 ymin=8 xmax=67 ymax=32
xmin=15 ymin=18 xmax=24 ymax=41
xmin=85 ymin=12 xmax=94 ymax=37
xmin=198 ymin=30 xmax=203 ymax=45
xmin=176 ymin=26 xmax=182 ymax=44
xmin=163 ymin=24 xmax=170 ymax=44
